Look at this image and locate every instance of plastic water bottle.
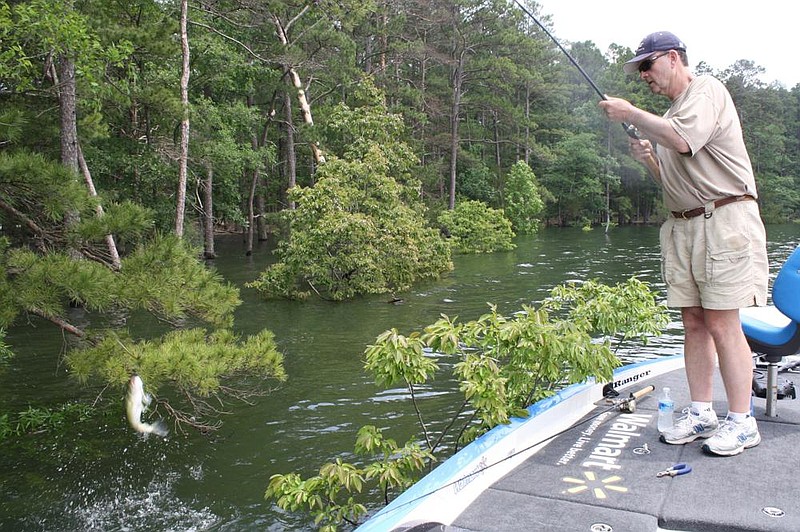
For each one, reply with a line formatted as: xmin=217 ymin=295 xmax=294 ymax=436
xmin=657 ymin=387 xmax=675 ymax=432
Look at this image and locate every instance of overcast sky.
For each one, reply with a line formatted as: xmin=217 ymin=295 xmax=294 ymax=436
xmin=532 ymin=0 xmax=798 ymax=88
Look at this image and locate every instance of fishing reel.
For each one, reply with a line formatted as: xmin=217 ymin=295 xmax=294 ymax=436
xmin=602 ymin=384 xmax=655 ymax=413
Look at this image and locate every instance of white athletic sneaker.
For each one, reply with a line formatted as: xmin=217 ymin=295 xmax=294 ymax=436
xmin=702 ymin=416 xmax=761 ymax=456
xmin=660 ymin=408 xmax=719 ymax=445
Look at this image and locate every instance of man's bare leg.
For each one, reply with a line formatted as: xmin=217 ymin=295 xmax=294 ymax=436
xmin=681 ymin=306 xmax=716 ymax=403
xmin=703 ymin=308 xmax=754 ymax=413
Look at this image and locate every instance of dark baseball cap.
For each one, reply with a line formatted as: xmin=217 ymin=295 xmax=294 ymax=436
xmin=623 ymin=31 xmax=687 ymax=74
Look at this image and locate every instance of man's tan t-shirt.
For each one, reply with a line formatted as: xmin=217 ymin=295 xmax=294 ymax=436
xmin=655 ymin=75 xmax=757 ymax=212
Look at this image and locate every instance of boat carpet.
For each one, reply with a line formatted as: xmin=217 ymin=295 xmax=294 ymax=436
xmin=452 ymin=366 xmax=800 ymax=532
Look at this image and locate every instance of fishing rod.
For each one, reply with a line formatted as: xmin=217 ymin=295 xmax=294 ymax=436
xmin=512 ymin=0 xmax=640 ymax=139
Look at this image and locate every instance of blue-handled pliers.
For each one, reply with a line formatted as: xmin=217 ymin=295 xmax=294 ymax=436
xmin=657 ymin=463 xmax=692 ymax=477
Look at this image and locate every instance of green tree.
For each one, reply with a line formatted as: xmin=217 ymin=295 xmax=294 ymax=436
xmin=543 ymin=132 xmax=606 ymax=226
xmin=438 ymin=199 xmax=515 ymax=253
xmin=503 ymin=160 xmax=545 ymax=234
xmin=248 ymin=80 xmax=452 ymax=301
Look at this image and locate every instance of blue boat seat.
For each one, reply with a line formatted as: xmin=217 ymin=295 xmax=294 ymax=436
xmin=740 ymin=245 xmax=800 ymax=416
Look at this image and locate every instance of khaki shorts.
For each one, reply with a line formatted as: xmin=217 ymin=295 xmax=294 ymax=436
xmin=659 ymin=199 xmax=768 ymax=309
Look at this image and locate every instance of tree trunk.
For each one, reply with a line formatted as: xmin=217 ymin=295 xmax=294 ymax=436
xmin=176 ymin=0 xmax=190 ymax=237
xmin=419 ymin=38 xmax=428 ymax=167
xmin=52 ymin=34 xmax=117 ymax=267
xmin=78 ymin=143 xmax=121 ymax=269
xmin=379 ymin=5 xmax=387 ymax=73
xmin=448 ymin=50 xmax=465 ymax=210
xmin=493 ymin=110 xmax=501 ymax=198
xmin=256 ymin=194 xmax=268 ymax=241
xmin=604 ymin=126 xmax=612 ymax=233
xmin=245 ymin=164 xmax=257 ymax=255
xmin=284 ymin=90 xmax=297 ymax=209
xmin=58 ymin=56 xmax=79 ymax=173
xmin=364 ymin=28 xmax=373 ymax=74
xmin=271 ymin=11 xmax=324 ymax=167
xmin=56 ymin=54 xmax=84 ymax=260
xmin=524 ymin=83 xmax=531 ymax=165
xmin=203 ymin=164 xmax=216 ymax=259
xmin=245 ymin=95 xmax=258 ymax=256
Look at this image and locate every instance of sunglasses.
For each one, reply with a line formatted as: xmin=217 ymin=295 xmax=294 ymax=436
xmin=638 ymin=51 xmax=670 ymax=73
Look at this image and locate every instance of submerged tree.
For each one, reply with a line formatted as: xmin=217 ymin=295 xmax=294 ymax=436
xmin=503 ymin=160 xmax=547 ymax=234
xmin=248 ymin=80 xmax=452 ymax=301
xmin=438 ymin=199 xmax=516 ymax=253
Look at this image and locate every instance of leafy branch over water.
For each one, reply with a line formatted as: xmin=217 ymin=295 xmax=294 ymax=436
xmin=266 ymin=277 xmax=668 ymax=530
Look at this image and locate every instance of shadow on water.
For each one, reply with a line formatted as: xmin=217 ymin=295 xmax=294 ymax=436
xmin=1 ymin=225 xmax=798 ymax=530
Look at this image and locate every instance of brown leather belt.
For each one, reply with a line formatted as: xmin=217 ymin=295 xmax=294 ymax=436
xmin=671 ymin=195 xmax=755 ymax=219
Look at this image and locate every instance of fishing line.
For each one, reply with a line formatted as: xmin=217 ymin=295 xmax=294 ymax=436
xmin=365 ymin=398 xmax=626 ymax=522
xmin=511 ymin=0 xmax=640 ymax=139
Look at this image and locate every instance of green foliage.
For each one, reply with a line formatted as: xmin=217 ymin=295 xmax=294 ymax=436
xmin=76 ymin=200 xmax=155 ymax=244
xmin=543 ymin=133 xmax=606 ymax=226
xmin=366 ymin=278 xmax=667 ymax=444
xmin=0 ymin=0 xmax=133 ymax=90
xmin=67 ymin=327 xmax=286 ymax=430
xmin=457 ymin=156 xmax=498 ymax=205
xmin=266 ymin=465 xmax=367 ymax=532
xmin=320 ymin=78 xmax=420 ymax=193
xmin=249 ymin=83 xmax=452 ymax=301
xmin=548 ymin=278 xmax=671 ymax=344
xmin=0 ymin=402 xmax=95 ymax=441
xmin=0 ymin=150 xmax=92 ymax=228
xmin=0 ymin=328 xmax=10 ymax=365
xmin=2 ymin=233 xmax=239 ymax=330
xmin=503 ymin=161 xmax=545 ymax=234
xmin=0 ymin=108 xmax=26 ymax=145
xmin=269 ymin=278 xmax=668 ymax=528
xmin=1 ymin=151 xmax=281 ymax=432
xmin=364 ymin=329 xmax=437 ymax=388
xmin=117 ymin=234 xmax=241 ymax=328
xmin=3 ymin=247 xmax=118 ymax=324
xmin=249 ymin=153 xmax=451 ymax=300
xmin=756 ymin=173 xmax=800 ymax=223
xmin=356 ymin=425 xmax=433 ymax=496
xmin=265 ymin=425 xmax=434 ymax=531
xmin=438 ymin=200 xmax=515 ymax=253
xmin=69 ymin=327 xmax=284 ymax=392
xmin=0 ymin=151 xmax=154 ymax=249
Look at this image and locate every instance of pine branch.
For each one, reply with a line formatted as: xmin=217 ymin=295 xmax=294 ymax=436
xmin=0 ymin=196 xmax=49 ymax=239
xmin=189 ymin=20 xmax=276 ymax=65
xmin=160 ymin=399 xmax=222 ymax=434
xmin=29 ymin=306 xmax=85 ymax=338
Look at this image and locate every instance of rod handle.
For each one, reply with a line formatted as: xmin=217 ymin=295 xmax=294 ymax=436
xmin=630 ymin=384 xmax=655 ymax=401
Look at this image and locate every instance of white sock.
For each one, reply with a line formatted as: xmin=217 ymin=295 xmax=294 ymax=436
xmin=691 ymin=401 xmax=713 ymax=414
xmin=727 ymin=411 xmax=749 ymax=422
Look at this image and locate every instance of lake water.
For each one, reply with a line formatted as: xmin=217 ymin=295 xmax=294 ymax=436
xmin=2 ymin=225 xmax=799 ymax=531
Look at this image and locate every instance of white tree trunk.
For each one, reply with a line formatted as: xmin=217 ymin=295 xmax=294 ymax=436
xmin=176 ymin=0 xmax=190 ymax=237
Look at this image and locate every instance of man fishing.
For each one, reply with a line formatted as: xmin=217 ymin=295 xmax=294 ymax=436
xmin=599 ymin=31 xmax=768 ymax=456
